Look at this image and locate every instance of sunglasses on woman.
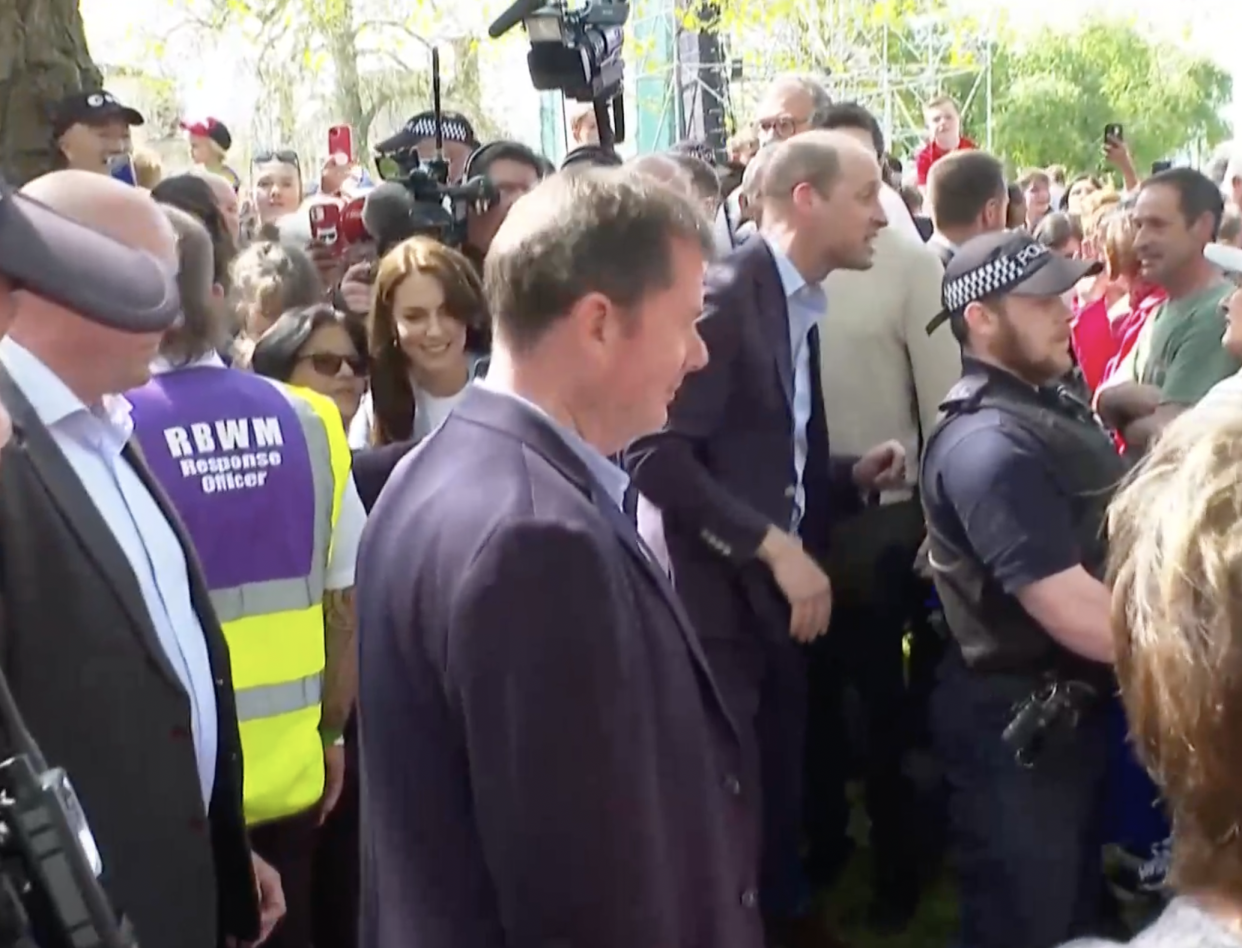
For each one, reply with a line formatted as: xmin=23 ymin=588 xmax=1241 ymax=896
xmin=301 ymin=352 xmax=368 ymax=377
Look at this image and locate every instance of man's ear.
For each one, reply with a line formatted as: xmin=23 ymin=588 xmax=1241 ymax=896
xmin=211 ymin=282 xmax=225 ymax=302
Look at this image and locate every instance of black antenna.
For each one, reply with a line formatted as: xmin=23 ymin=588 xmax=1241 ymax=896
xmin=431 ymin=46 xmax=444 ymax=163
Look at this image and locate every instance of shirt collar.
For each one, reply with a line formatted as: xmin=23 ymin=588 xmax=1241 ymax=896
xmin=0 ymin=337 xmax=133 ymax=440
xmin=150 ymin=350 xmax=226 ymax=375
xmin=764 ymin=237 xmax=806 ymax=297
xmin=481 ymin=383 xmax=631 ymax=510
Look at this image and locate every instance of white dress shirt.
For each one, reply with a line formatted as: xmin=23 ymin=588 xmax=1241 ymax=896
xmin=150 ymin=352 xmax=365 ymax=590
xmin=1 ymin=338 xmax=219 ymax=806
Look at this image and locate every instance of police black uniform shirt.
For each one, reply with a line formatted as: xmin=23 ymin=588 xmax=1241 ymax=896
xmin=920 ymin=357 xmax=1116 ymax=669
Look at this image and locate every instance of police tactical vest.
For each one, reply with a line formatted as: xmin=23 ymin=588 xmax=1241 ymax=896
xmin=128 ymin=366 xmax=349 ymax=825
xmin=920 ymin=374 xmax=1127 ymax=678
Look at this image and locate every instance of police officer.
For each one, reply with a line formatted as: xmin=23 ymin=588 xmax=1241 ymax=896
xmin=920 ymin=230 xmax=1126 ymax=948
xmin=127 ymin=204 xmax=365 ymax=948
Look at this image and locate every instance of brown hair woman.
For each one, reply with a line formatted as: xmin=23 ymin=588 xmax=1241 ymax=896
xmin=348 ymin=236 xmax=489 ymax=447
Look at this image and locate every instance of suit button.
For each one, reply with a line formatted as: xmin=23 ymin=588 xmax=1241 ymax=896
xmin=740 ymin=889 xmax=759 ymax=909
xmin=189 ymin=817 xmax=207 ymax=833
xmin=784 ymin=485 xmax=796 ymax=498
xmin=723 ymin=775 xmax=742 ymax=796
xmin=170 ymin=726 xmax=190 ymax=740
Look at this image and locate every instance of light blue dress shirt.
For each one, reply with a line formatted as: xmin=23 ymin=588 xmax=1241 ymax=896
xmin=0 ymin=339 xmax=219 ymax=807
xmin=764 ymin=238 xmax=828 ymax=533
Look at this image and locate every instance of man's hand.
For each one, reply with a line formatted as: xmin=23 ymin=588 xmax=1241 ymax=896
xmin=319 ymin=742 xmax=346 ymax=825
xmin=306 ymin=240 xmax=343 ymax=295
xmin=758 ymin=527 xmax=832 ymax=642
xmin=853 ymin=439 xmax=907 ymax=492
xmin=1097 ymin=381 xmax=1161 ymax=428
xmin=245 ymin=853 xmax=285 ymax=947
xmin=337 ymin=262 xmax=374 ymax=317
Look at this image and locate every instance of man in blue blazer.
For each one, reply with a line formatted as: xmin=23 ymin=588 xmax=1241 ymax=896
xmin=356 ymin=169 xmax=765 ymax=948
xmin=626 ymin=130 xmax=904 ymax=947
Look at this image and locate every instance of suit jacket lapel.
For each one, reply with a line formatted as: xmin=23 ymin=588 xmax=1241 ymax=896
xmin=458 ymin=387 xmax=741 ymax=737
xmin=750 ymin=239 xmax=794 ymax=414
xmin=590 ymin=487 xmax=741 ymax=739
xmin=0 ymin=367 xmax=184 ymax=691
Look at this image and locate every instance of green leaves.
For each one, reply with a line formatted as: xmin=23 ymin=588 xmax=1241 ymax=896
xmin=708 ymin=0 xmax=1230 ymax=177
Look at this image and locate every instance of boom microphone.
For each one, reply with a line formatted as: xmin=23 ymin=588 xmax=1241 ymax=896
xmin=361 ymin=183 xmax=418 ymax=256
xmin=488 ymin=0 xmax=547 ymax=39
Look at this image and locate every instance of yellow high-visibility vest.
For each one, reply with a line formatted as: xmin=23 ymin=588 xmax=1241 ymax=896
xmin=213 ymin=385 xmax=350 ymax=825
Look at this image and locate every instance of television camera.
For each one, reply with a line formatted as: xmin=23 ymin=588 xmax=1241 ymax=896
xmin=0 ymin=662 xmax=135 ymax=948
xmin=488 ymin=0 xmax=630 ymax=150
xmin=371 ymin=47 xmax=495 ymax=250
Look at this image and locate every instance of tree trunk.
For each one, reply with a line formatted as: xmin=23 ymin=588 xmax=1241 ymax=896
xmin=0 ymin=0 xmax=102 ymax=184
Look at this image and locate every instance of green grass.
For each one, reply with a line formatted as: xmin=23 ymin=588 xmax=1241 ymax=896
xmin=817 ymin=845 xmax=958 ymax=948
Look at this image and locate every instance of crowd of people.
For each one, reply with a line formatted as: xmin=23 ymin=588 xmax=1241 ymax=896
xmin=3 ymin=67 xmax=1242 ymax=948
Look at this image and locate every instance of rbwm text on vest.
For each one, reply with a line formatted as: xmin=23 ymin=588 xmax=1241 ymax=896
xmin=163 ymin=417 xmax=284 ymax=494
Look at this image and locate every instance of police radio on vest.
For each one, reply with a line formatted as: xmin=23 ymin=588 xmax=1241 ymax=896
xmin=162 ymin=416 xmax=286 ymax=495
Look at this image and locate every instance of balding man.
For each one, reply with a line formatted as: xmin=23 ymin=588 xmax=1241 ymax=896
xmin=629 ymin=152 xmax=692 ymax=192
xmin=0 ymin=171 xmax=280 ymax=948
xmin=627 ymin=131 xmax=903 ymax=948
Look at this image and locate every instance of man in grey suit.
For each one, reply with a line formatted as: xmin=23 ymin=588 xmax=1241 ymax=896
xmin=357 ymin=170 xmax=764 ymax=948
xmin=0 ymin=171 xmax=280 ymax=948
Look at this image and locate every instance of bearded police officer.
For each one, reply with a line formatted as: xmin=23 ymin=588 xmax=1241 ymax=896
xmin=919 ymin=231 xmax=1125 ymax=948
xmin=127 ymin=204 xmax=364 ymax=948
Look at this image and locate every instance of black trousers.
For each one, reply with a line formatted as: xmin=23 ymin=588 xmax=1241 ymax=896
xmin=251 ymin=806 xmax=321 ymax=948
xmin=931 ymin=653 xmax=1111 ymax=948
xmin=312 ymin=719 xmax=360 ymax=948
xmin=804 ymin=513 xmax=924 ymax=895
xmin=703 ymin=632 xmax=810 ymax=920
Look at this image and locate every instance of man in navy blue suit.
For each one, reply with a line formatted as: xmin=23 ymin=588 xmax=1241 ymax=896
xmin=626 ymin=130 xmax=905 ymax=948
xmin=356 ymin=169 xmax=764 ymax=948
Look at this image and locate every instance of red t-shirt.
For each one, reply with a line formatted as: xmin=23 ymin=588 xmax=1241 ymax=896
xmin=1071 ymin=296 xmax=1114 ymax=394
xmin=916 ymin=137 xmax=977 ymax=186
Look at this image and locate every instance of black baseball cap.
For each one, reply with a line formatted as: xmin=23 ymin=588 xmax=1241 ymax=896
xmin=50 ymin=90 xmax=144 ymax=138
xmin=0 ymin=176 xmax=179 ymax=334
xmin=926 ymin=230 xmax=1102 ymax=335
xmin=374 ymin=110 xmax=477 ymax=154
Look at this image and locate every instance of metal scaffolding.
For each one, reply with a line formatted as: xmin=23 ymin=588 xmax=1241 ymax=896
xmin=643 ymin=0 xmax=999 ymax=158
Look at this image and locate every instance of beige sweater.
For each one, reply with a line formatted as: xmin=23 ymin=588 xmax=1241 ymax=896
xmin=818 ymin=226 xmax=961 ymax=498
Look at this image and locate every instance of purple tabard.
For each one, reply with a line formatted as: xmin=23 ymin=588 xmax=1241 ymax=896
xmin=128 ymin=367 xmax=317 ymax=591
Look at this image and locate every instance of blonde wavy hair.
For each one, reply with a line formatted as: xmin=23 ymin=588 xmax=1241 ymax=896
xmin=229 ymin=240 xmax=322 ymax=340
xmin=1107 ymin=404 xmax=1242 ymax=899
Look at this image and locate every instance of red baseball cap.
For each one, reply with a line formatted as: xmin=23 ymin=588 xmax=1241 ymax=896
xmin=181 ymin=117 xmax=232 ymax=152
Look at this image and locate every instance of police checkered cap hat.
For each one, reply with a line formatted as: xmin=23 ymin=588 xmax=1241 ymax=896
xmin=374 ymin=110 xmax=478 ymax=154
xmin=926 ymin=229 xmax=1101 ymax=335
